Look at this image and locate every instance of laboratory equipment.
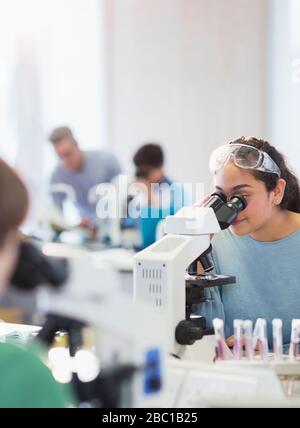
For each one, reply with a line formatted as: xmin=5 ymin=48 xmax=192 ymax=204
xmin=164 ymin=358 xmax=287 ymax=408
xmin=233 ymin=319 xmax=243 ymax=360
xmin=273 ymin=319 xmax=283 ymax=360
xmin=289 ymin=319 xmax=300 ymax=360
xmin=11 ymin=240 xmax=68 ymax=291
xmin=243 ymin=320 xmax=254 ymax=360
xmin=36 ymin=254 xmax=165 ymax=408
xmin=134 ymin=192 xmax=246 ymax=360
xmin=253 ymin=318 xmax=269 ymax=360
xmin=212 ymin=318 xmax=226 ymax=361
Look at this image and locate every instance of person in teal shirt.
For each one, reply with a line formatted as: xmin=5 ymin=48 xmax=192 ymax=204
xmin=198 ymin=137 xmax=300 ymax=351
xmin=0 ymin=158 xmax=72 ymax=408
xmin=133 ymin=143 xmax=190 ymax=248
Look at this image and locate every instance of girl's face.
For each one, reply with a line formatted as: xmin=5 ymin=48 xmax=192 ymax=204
xmin=214 ymin=162 xmax=278 ymax=236
xmin=0 ymin=232 xmax=19 ymax=297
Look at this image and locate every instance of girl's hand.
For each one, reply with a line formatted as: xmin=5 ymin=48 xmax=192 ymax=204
xmin=226 ymin=335 xmax=260 ymax=352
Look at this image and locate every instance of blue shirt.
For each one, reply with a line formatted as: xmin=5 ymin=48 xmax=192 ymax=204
xmin=140 ymin=177 xmax=191 ymax=248
xmin=198 ymin=228 xmax=300 ymax=348
xmin=51 ymin=151 xmax=122 ymax=220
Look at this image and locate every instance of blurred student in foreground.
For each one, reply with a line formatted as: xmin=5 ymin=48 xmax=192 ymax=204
xmin=0 ymin=159 xmax=71 ymax=408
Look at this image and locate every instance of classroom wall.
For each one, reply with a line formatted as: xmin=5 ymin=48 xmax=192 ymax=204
xmin=104 ymin=0 xmax=268 ymax=195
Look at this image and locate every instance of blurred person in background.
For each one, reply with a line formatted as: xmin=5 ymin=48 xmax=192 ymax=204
xmin=134 ymin=143 xmax=173 ymax=190
xmin=132 ymin=143 xmax=190 ymax=248
xmin=49 ymin=126 xmax=122 ymax=236
xmin=0 ymin=159 xmax=71 ymax=407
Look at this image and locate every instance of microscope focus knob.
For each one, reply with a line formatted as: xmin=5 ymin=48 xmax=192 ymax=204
xmin=175 ymin=320 xmax=204 ymax=346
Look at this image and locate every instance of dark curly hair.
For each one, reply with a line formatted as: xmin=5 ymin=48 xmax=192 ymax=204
xmin=229 ymin=137 xmax=300 ymax=213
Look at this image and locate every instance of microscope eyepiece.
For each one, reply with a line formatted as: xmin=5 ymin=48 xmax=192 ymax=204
xmin=209 ymin=191 xmax=227 ymax=203
xmin=203 ymin=191 xmax=227 ymax=211
xmin=227 ymin=194 xmax=247 ymax=213
xmin=205 ymin=192 xmax=247 ymax=230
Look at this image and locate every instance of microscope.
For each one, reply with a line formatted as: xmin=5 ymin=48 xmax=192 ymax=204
xmin=133 ymin=192 xmax=247 ymax=360
xmin=36 ymin=254 xmax=164 ymax=408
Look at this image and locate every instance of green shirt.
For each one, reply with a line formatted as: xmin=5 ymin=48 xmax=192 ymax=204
xmin=0 ymin=342 xmax=71 ymax=408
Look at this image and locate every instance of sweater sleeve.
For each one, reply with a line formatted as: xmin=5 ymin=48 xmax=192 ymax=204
xmin=0 ymin=343 xmax=73 ymax=408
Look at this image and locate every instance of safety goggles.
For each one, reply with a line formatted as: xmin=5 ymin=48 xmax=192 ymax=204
xmin=209 ymin=144 xmax=281 ymax=178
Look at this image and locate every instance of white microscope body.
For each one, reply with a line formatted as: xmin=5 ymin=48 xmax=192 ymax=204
xmin=134 ymin=206 xmax=223 ymax=360
xmin=39 ymin=254 xmax=165 ymax=407
xmin=134 ymin=192 xmax=247 ymax=361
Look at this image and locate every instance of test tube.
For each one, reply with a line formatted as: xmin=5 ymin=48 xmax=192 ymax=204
xmin=0 ymin=321 xmax=6 ymax=344
xmin=253 ymin=318 xmax=268 ymax=360
xmin=233 ymin=319 xmax=243 ymax=360
xmin=289 ymin=319 xmax=300 ymax=360
xmin=272 ymin=319 xmax=283 ymax=360
xmin=213 ymin=318 xmax=226 ymax=361
xmin=243 ymin=320 xmax=254 ymax=360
